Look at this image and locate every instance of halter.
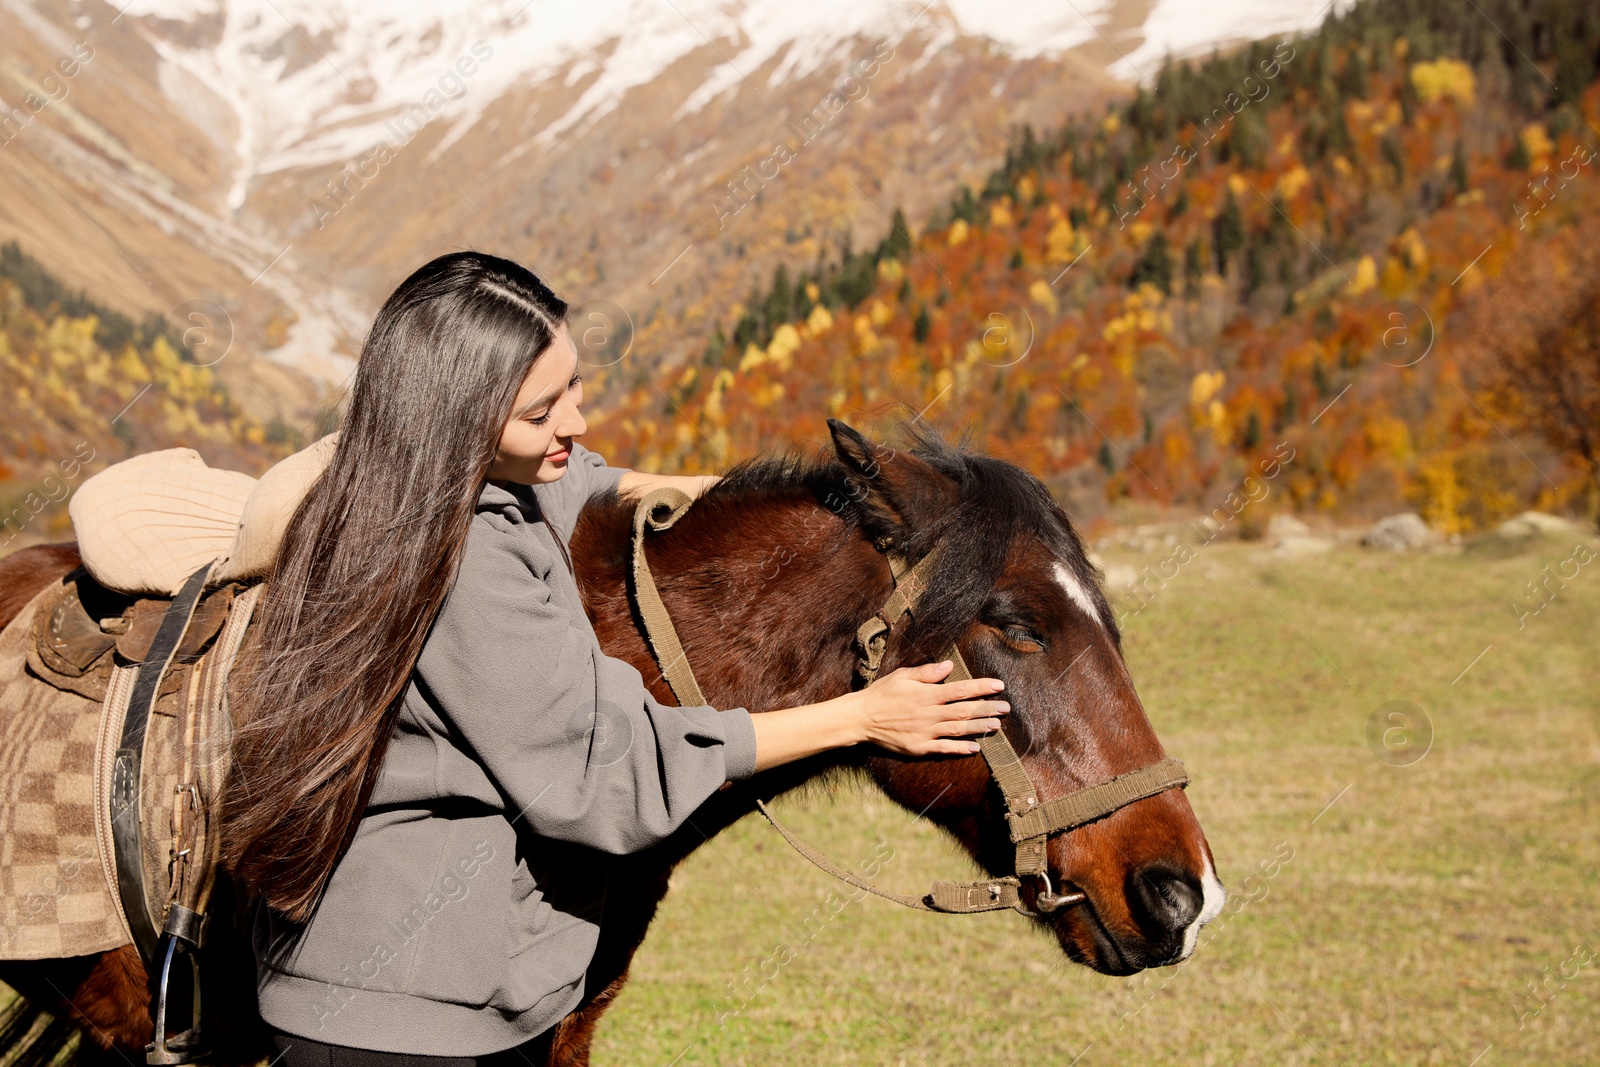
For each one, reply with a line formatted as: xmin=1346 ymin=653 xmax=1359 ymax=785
xmin=629 ymin=486 xmax=1189 ymax=916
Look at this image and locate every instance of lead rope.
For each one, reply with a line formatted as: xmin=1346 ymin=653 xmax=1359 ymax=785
xmin=625 ymin=487 xmax=1188 ymax=916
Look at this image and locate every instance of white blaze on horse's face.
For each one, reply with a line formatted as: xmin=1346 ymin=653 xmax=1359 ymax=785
xmin=1051 ymin=562 xmax=1105 ymax=628
xmin=1039 ymin=548 xmax=1223 ymax=969
xmin=1177 ymin=857 xmax=1227 ymax=961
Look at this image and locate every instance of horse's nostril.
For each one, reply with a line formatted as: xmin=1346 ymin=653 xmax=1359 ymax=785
xmin=1126 ymin=865 xmax=1203 ymax=940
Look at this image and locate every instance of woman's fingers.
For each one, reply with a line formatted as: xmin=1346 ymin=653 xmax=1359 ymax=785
xmin=907 ymin=659 xmax=955 ymax=680
xmin=925 ymin=738 xmax=985 ymax=756
xmin=858 ymin=661 xmax=1010 ymax=757
xmin=892 ymin=662 xmax=1006 ymax=700
xmin=936 ymin=716 xmax=1005 ymax=737
xmin=931 ymin=678 xmax=1008 ymax=703
xmin=894 ymin=664 xmax=1005 ymax=698
xmin=939 ymin=698 xmax=1009 ymax=721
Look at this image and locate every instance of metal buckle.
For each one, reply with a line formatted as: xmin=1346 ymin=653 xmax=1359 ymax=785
xmin=854 ymin=615 xmax=890 ymax=682
xmin=1031 ymin=870 xmax=1086 ymax=912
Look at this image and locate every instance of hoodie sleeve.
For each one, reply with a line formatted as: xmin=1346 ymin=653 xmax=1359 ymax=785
xmin=414 ymin=518 xmax=757 ymax=855
xmin=532 ymin=439 xmax=630 ymax=546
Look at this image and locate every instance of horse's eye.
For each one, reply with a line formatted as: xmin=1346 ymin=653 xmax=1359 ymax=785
xmin=1001 ymin=625 xmax=1046 ymax=652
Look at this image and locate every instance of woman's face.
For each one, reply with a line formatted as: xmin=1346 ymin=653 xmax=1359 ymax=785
xmin=488 ymin=322 xmax=587 ymax=486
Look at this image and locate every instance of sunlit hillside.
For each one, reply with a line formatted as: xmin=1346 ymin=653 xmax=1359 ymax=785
xmin=0 ymin=244 xmax=294 ymax=546
xmin=587 ymin=0 xmax=1600 ymax=534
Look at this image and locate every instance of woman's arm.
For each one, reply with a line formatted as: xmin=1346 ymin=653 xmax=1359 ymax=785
xmin=617 ymin=470 xmax=719 ymax=500
xmin=748 ymin=660 xmax=1007 ymax=772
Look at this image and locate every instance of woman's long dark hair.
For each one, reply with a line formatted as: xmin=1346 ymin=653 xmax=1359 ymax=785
xmin=222 ymin=251 xmax=567 ymax=920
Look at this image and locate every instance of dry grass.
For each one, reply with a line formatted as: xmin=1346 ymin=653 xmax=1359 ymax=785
xmin=2 ymin=528 xmax=1593 ymax=1066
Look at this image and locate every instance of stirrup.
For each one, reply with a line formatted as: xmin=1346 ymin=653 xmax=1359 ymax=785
xmin=145 ymin=906 xmax=208 ymax=1065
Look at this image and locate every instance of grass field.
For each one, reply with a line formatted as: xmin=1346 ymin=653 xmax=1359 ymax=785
xmin=593 ymin=524 xmax=1600 ymax=1067
xmin=3 ymin=523 xmax=1593 ymax=1066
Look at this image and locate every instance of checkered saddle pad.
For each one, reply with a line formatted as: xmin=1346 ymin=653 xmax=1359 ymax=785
xmin=0 ymin=570 xmax=258 ymax=960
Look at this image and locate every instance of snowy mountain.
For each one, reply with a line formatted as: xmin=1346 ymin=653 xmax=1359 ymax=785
xmin=120 ymin=0 xmax=1341 ymax=206
xmin=1 ymin=0 xmax=1344 ymax=420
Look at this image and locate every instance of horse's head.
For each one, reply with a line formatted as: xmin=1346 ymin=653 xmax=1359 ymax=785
xmin=827 ymin=418 xmax=1224 ymax=975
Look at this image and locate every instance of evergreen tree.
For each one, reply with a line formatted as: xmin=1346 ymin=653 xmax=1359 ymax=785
xmin=1231 ymin=108 xmax=1269 ymax=169
xmin=1506 ymin=135 xmax=1530 ymax=171
xmin=1130 ymin=232 xmax=1173 ymax=294
xmin=1336 ymin=46 xmax=1368 ymax=98
xmin=1213 ymin=193 xmax=1244 ymax=273
xmin=1171 ymin=185 xmax=1189 ymax=218
xmin=733 ymin=283 xmax=763 ymax=348
xmin=1381 ymin=133 xmax=1405 ymax=181
xmin=1184 ymin=238 xmax=1205 ymax=290
xmin=703 ymin=324 xmax=728 ymax=365
xmin=951 ymin=186 xmax=979 ymax=224
xmin=1099 ymin=177 xmax=1122 ymax=213
xmin=880 ymin=207 xmax=913 ymax=260
xmin=764 ymin=264 xmax=793 ymax=332
xmin=1244 ymin=242 xmax=1266 ymax=296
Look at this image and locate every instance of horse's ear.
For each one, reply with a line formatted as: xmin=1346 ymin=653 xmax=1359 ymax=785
xmin=826 ymin=418 xmax=955 ymax=546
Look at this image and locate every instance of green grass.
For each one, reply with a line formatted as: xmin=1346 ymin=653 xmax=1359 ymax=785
xmin=594 ymin=529 xmax=1600 ymax=1066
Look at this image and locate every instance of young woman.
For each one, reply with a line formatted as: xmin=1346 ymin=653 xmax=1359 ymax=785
xmin=222 ymin=251 xmax=1009 ymax=1066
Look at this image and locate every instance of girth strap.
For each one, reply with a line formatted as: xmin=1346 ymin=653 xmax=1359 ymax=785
xmin=111 ymin=559 xmax=216 ymax=967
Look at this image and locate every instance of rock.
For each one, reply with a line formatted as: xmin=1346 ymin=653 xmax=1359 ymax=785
xmin=1496 ymin=511 xmax=1582 ymax=540
xmin=1361 ymin=513 xmax=1435 ymax=551
xmin=1272 ymin=535 xmax=1334 ymax=559
xmin=1266 ymin=514 xmax=1312 ymax=541
xmin=1101 ymin=562 xmax=1140 ymax=589
xmin=1494 ymin=517 xmax=1539 ymax=541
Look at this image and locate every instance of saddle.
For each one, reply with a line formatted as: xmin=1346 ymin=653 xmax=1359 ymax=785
xmin=21 ymin=563 xmax=262 ymax=1065
xmin=68 ymin=434 xmax=338 ymax=598
xmin=30 ymin=569 xmax=238 ymax=701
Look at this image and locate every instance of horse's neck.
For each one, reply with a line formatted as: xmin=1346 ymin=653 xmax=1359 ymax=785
xmin=581 ymin=485 xmax=892 ymax=767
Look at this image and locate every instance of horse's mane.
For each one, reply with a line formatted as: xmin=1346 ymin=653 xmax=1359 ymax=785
xmin=601 ymin=418 xmax=1118 ymax=655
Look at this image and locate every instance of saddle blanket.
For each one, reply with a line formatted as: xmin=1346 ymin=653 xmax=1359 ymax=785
xmin=0 ymin=581 xmax=126 ymax=959
xmin=0 ymin=574 xmax=256 ymax=960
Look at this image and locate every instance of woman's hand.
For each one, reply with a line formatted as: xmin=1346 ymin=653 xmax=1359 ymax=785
xmin=854 ymin=659 xmax=1009 ymax=756
xmin=744 ymin=660 xmax=1007 ymax=772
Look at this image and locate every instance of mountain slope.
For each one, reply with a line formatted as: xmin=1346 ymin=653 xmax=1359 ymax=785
xmin=1 ymin=0 xmax=1342 ymax=393
xmin=0 ymin=243 xmax=292 ymax=547
xmin=596 ymin=0 xmax=1600 ymax=533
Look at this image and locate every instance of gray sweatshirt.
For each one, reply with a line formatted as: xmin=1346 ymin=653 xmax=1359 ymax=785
xmin=253 ymin=441 xmax=759 ymax=1054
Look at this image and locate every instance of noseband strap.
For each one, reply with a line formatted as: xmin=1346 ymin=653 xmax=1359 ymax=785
xmin=627 ymin=486 xmax=1189 ymax=916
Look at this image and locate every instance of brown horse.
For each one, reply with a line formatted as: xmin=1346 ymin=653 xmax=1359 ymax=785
xmin=0 ymin=419 xmax=1222 ymax=1064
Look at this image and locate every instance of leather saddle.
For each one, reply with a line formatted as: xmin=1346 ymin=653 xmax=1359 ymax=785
xmin=28 ymin=568 xmax=239 ymax=706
